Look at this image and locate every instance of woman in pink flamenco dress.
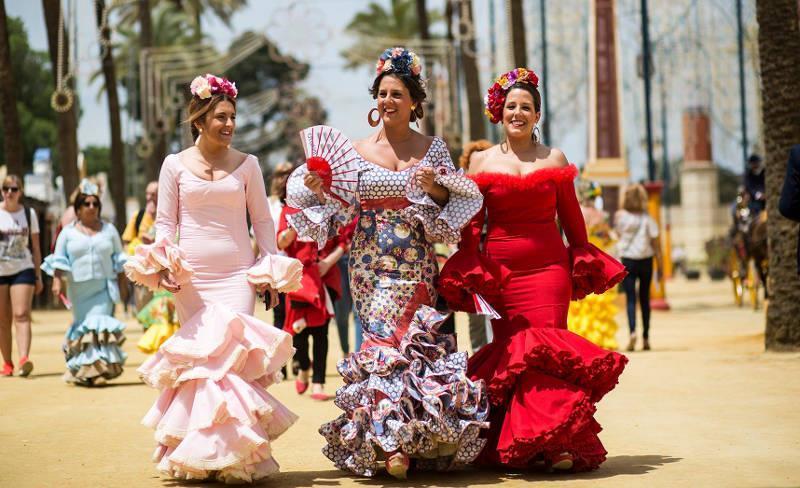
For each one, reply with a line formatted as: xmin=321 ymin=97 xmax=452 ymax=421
xmin=124 ymin=74 xmax=303 ymax=483
xmin=440 ymin=68 xmax=628 ymax=472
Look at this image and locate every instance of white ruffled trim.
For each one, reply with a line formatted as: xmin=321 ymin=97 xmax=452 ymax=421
xmin=246 ymin=254 xmax=303 ymax=293
xmin=123 ymin=237 xmax=194 ymax=290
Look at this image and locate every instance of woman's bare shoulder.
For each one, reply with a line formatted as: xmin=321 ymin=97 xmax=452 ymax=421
xmin=467 ymin=144 xmax=500 ymax=175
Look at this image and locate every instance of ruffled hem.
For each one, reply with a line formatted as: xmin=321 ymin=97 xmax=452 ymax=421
xmin=64 ymin=315 xmax=127 ymax=381
xmin=319 ymin=305 xmax=489 ymax=477
xmin=123 ymin=237 xmax=194 ymax=291
xmin=246 ymin=254 xmax=304 ymax=293
xmin=438 ymin=250 xmax=511 ymax=312
xmin=469 ymin=318 xmax=627 ymax=406
xmin=138 ymin=302 xmax=297 ymax=483
xmin=403 ymin=169 xmax=484 ymax=245
xmin=41 ymin=254 xmax=71 ymax=275
xmin=569 ymin=243 xmax=627 ymax=300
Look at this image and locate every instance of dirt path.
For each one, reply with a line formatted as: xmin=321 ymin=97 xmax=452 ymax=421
xmin=1 ymin=277 xmax=798 ymax=487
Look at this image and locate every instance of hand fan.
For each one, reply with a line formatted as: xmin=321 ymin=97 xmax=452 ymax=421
xmin=299 ymin=125 xmax=360 ymax=207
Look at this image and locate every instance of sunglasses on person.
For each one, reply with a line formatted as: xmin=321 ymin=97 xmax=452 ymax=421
xmin=1 ymin=186 xmax=19 ymax=193
xmin=81 ymin=201 xmax=100 ymax=208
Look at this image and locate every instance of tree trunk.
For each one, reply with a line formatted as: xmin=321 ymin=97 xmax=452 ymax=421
xmin=415 ymin=0 xmax=435 ymax=135
xmin=460 ymin=0 xmax=486 ymax=141
xmin=138 ymin=0 xmax=163 ymax=183
xmin=756 ymin=0 xmax=800 ymax=350
xmin=508 ymin=0 xmax=527 ymax=67
xmin=42 ymin=0 xmax=79 ymax=196
xmin=95 ymin=0 xmax=126 ymax=231
xmin=0 ymin=0 xmax=23 ymax=176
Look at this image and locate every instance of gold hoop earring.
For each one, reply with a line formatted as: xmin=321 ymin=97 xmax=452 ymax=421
xmin=367 ymin=108 xmax=380 ymax=128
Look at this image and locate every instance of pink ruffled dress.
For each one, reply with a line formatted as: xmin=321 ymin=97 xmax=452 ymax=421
xmin=124 ymin=154 xmax=303 ymax=483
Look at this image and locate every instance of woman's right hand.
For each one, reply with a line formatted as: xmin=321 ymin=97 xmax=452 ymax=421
xmin=303 ymin=172 xmax=326 ymax=203
xmin=158 ymin=269 xmax=181 ymax=293
xmin=51 ymin=276 xmax=62 ymax=297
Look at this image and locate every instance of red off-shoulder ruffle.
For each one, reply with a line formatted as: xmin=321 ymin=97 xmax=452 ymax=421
xmin=438 ymin=249 xmax=512 ymax=313
xmin=469 ymin=164 xmax=579 ymax=191
xmin=569 ymin=243 xmax=627 ymax=300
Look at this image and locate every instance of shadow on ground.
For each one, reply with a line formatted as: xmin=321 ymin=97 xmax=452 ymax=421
xmin=159 ymin=455 xmax=681 ymax=487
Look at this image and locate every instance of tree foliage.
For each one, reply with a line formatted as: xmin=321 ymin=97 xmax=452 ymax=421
xmin=0 ymin=17 xmax=56 ymax=174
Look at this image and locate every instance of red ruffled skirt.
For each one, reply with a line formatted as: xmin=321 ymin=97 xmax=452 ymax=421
xmin=442 ymin=243 xmax=627 ymax=471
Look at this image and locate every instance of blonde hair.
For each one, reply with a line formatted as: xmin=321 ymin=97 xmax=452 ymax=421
xmin=3 ymin=174 xmax=23 ymax=192
xmin=622 ymin=184 xmax=648 ymax=213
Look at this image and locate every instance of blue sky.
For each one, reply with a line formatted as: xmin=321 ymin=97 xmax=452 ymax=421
xmin=7 ymin=0 xmax=759 ymax=180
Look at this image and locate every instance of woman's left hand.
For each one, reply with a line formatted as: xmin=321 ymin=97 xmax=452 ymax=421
xmin=415 ymin=167 xmax=437 ymax=193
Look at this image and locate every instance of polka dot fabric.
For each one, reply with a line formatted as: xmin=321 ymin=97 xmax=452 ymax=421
xmin=285 ymin=126 xmax=488 ymax=476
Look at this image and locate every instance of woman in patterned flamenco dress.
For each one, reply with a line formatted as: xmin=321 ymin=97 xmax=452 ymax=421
xmin=124 ymin=74 xmax=303 ymax=483
xmin=440 ymin=68 xmax=628 ymax=472
xmin=286 ymin=47 xmax=489 ymax=479
xmin=567 ymin=182 xmax=621 ymax=350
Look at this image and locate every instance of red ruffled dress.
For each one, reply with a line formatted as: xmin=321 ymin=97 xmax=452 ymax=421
xmin=439 ymin=164 xmax=628 ymax=471
xmin=278 ymin=207 xmax=350 ymax=331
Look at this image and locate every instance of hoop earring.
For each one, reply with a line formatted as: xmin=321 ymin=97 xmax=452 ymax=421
xmin=532 ymin=126 xmax=541 ymax=144
xmin=367 ymin=108 xmax=380 ymax=128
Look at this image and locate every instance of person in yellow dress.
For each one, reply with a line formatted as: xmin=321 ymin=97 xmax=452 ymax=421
xmin=567 ymin=181 xmax=620 ymax=350
xmin=121 ymin=181 xmax=180 ymax=353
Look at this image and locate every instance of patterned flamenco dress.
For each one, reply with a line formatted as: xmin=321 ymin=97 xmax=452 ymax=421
xmin=124 ymin=154 xmax=303 ymax=483
xmin=439 ymin=164 xmax=628 ymax=471
xmin=567 ymin=221 xmax=621 ymax=350
xmin=286 ymin=126 xmax=490 ymax=476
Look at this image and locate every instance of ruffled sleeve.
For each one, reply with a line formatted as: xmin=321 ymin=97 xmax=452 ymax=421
xmin=555 ymin=165 xmax=627 ymax=299
xmin=404 ymin=137 xmax=484 ymax=244
xmin=41 ymin=226 xmax=72 ymax=276
xmin=285 ymin=163 xmax=359 ymax=249
xmin=438 ymin=200 xmax=511 ymax=315
xmin=123 ymin=156 xmax=194 ymax=290
xmin=242 ymin=156 xmax=304 ymax=292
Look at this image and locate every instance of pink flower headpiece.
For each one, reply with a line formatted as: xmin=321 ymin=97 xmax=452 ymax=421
xmin=190 ymin=73 xmax=238 ymax=100
xmin=484 ymin=67 xmax=539 ymax=124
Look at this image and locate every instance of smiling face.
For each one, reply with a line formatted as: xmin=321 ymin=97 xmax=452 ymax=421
xmin=376 ymin=74 xmax=416 ymax=128
xmin=502 ymin=87 xmax=541 ymax=140
xmin=194 ymin=99 xmax=236 ymax=147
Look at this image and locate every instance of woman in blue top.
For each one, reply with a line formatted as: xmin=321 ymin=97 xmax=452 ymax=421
xmin=42 ymin=180 xmax=129 ymax=386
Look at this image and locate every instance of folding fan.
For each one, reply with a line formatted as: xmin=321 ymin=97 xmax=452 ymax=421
xmin=299 ymin=125 xmax=360 ymax=207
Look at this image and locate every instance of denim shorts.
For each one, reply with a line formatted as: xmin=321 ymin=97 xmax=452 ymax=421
xmin=0 ymin=268 xmax=37 ymax=286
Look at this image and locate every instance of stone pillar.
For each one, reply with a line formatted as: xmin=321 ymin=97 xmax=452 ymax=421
xmin=583 ymin=0 xmax=629 ymax=217
xmin=679 ymin=107 xmax=719 ymax=262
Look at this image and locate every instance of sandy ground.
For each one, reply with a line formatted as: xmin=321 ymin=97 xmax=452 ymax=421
xmin=1 ymin=277 xmax=798 ymax=488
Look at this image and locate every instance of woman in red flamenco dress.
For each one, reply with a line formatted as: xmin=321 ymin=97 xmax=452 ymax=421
xmin=440 ymin=67 xmax=628 ymax=472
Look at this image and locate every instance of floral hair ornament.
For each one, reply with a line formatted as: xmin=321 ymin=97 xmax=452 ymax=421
xmin=484 ymin=67 xmax=539 ymax=124
xmin=78 ymin=179 xmax=99 ymax=196
xmin=189 ymin=73 xmax=238 ymax=100
xmin=375 ymin=47 xmax=423 ymax=77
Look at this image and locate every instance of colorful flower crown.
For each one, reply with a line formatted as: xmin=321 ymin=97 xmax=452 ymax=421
xmin=484 ymin=67 xmax=539 ymax=124
xmin=190 ymin=73 xmax=238 ymax=100
xmin=375 ymin=47 xmax=422 ymax=77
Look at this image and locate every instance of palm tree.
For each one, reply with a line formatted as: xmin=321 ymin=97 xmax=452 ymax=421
xmin=342 ymin=0 xmax=441 ymax=68
xmin=508 ymin=0 xmax=527 ymax=67
xmin=458 ymin=0 xmax=485 ymax=140
xmin=42 ymin=0 xmax=79 ymax=195
xmin=167 ymin=0 xmax=247 ymax=41
xmin=756 ymin=0 xmax=800 ymax=350
xmin=95 ymin=0 xmax=126 ymax=231
xmin=0 ymin=0 xmax=23 ymax=176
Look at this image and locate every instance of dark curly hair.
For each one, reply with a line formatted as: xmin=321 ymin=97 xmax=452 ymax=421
xmin=370 ymin=72 xmax=427 ymax=122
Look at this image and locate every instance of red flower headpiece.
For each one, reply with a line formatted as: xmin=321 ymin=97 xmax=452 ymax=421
xmin=190 ymin=73 xmax=238 ymax=100
xmin=484 ymin=67 xmax=539 ymax=124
